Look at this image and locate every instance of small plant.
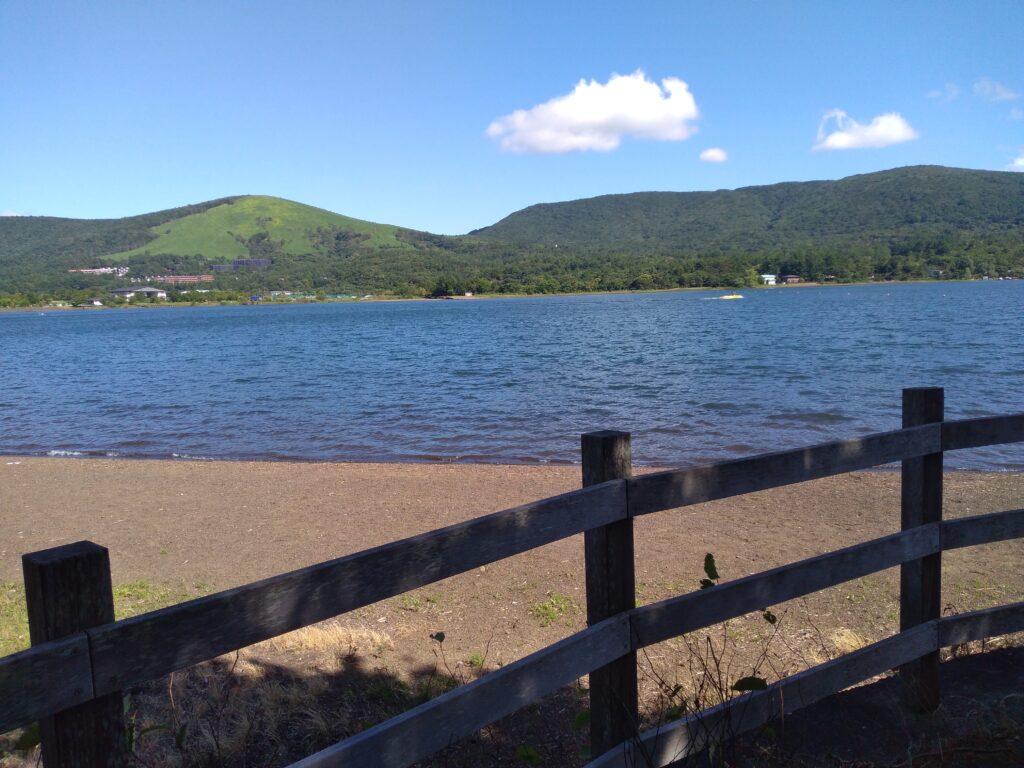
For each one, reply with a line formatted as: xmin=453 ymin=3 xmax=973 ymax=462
xmin=636 ymin=554 xmax=784 ymax=767
xmin=398 ymin=594 xmax=424 ymax=612
xmin=515 ymin=743 xmax=542 ymax=764
xmin=529 ymin=592 xmax=578 ymax=627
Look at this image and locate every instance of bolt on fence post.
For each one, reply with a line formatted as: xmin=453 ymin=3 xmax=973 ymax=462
xmin=23 ymin=541 xmax=127 ymax=767
xmin=582 ymin=430 xmax=637 ymax=756
xmin=899 ymin=387 xmax=943 ymax=712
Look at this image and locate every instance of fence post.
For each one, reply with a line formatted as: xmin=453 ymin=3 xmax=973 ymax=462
xmin=582 ymin=430 xmax=637 ymax=756
xmin=23 ymin=541 xmax=127 ymax=767
xmin=899 ymin=387 xmax=943 ymax=712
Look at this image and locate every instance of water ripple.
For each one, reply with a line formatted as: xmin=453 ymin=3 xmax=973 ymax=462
xmin=1 ymin=282 xmax=1023 ymax=470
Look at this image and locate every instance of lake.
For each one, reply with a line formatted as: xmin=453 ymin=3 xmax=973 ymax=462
xmin=2 ymin=281 xmax=1022 ymax=469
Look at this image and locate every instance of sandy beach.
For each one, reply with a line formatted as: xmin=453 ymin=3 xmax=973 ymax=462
xmin=2 ymin=456 xmax=1021 ymax=599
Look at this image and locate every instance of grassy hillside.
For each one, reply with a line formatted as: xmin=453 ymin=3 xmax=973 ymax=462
xmin=471 ymin=166 xmax=1024 ymax=249
xmin=105 ymin=196 xmax=408 ymax=261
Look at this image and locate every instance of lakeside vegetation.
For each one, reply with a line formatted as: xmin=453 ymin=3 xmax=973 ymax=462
xmin=1 ymin=165 xmax=1022 ymax=306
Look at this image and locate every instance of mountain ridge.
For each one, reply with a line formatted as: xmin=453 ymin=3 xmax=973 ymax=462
xmin=470 ymin=165 xmax=1024 ymax=249
xmin=1 ymin=165 xmax=1022 ymax=300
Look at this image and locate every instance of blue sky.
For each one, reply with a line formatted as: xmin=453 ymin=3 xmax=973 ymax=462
xmin=2 ymin=1 xmax=1021 ymax=233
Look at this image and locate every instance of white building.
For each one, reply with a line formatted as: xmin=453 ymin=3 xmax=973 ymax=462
xmin=760 ymin=274 xmax=777 ymax=286
xmin=112 ymin=286 xmax=167 ymax=300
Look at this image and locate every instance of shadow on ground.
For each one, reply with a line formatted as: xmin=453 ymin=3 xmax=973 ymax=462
xmin=728 ymin=645 xmax=1024 ymax=767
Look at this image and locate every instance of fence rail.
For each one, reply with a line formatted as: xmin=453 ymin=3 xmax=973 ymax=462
xmin=2 ymin=390 xmax=1022 ymax=767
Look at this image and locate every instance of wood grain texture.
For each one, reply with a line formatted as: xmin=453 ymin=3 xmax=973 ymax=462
xmin=942 ymin=413 xmax=1024 ymax=451
xmin=22 ymin=541 xmax=127 ymax=767
xmin=631 ymin=525 xmax=940 ymax=649
xmin=0 ymin=634 xmax=93 ymax=733
xmin=586 ymin=623 xmax=938 ymax=768
xmin=899 ymin=387 xmax=943 ymax=713
xmin=88 ymin=481 xmax=626 ymax=695
xmin=628 ymin=424 xmax=940 ymax=517
xmin=582 ymin=431 xmax=638 ymax=756
xmin=291 ymin=615 xmax=632 ymax=768
xmin=939 ymin=602 xmax=1024 ymax=647
xmin=941 ymin=508 xmax=1024 ymax=550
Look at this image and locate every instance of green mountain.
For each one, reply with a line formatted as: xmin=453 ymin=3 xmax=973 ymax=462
xmin=104 ymin=196 xmax=408 ymax=260
xmin=471 ymin=166 xmax=1024 ymax=250
xmin=1 ymin=166 xmax=1023 ymax=303
xmin=0 ymin=196 xmax=415 ymax=295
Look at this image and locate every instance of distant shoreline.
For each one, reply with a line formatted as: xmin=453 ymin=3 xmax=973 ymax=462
xmin=1 ymin=276 xmax=1008 ymax=313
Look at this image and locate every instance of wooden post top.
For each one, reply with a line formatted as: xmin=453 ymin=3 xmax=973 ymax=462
xmin=22 ymin=541 xmax=108 ymax=567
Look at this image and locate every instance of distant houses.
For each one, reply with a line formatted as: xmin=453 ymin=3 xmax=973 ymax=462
xmin=151 ymin=275 xmax=215 ymax=284
xmin=68 ymin=266 xmax=129 ymax=276
xmin=760 ymin=273 xmax=804 ymax=286
xmin=111 ymin=286 xmax=167 ymax=300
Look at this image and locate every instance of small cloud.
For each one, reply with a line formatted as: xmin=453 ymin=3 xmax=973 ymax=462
xmin=1 ymin=210 xmax=23 ymax=217
xmin=699 ymin=147 xmax=728 ymax=163
xmin=1009 ymin=153 xmax=1024 ymax=172
xmin=813 ymin=109 xmax=919 ymax=151
xmin=974 ymin=77 xmax=1020 ymax=102
xmin=487 ymin=70 xmax=699 ymax=154
xmin=927 ymin=83 xmax=960 ymax=102
xmin=1010 ymin=107 xmax=1024 ymax=121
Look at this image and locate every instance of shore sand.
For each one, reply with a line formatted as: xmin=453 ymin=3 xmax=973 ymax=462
xmin=2 ymin=456 xmax=1022 ymax=590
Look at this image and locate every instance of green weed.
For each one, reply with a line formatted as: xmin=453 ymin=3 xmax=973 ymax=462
xmin=529 ymin=592 xmax=578 ymax=627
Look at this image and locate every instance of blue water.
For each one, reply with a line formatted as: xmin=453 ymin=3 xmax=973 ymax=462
xmin=2 ymin=282 xmax=1022 ymax=469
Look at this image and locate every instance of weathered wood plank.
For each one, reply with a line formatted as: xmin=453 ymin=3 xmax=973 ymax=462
xmin=942 ymin=508 xmax=1024 ymax=550
xmin=586 ymin=622 xmax=938 ymax=768
xmin=0 ymin=634 xmax=94 ymax=734
xmin=939 ymin=602 xmax=1024 ymax=647
xmin=23 ymin=541 xmax=127 ymax=766
xmin=942 ymin=413 xmax=1024 ymax=451
xmin=88 ymin=481 xmax=626 ymax=695
xmin=628 ymin=424 xmax=939 ymax=517
xmin=631 ymin=525 xmax=940 ymax=649
xmin=899 ymin=387 xmax=943 ymax=713
xmin=291 ymin=615 xmax=632 ymax=768
xmin=582 ymin=431 xmax=638 ymax=756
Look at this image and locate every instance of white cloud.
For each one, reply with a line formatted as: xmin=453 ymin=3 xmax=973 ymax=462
xmin=974 ymin=77 xmax=1020 ymax=102
xmin=1010 ymin=107 xmax=1024 ymax=121
xmin=813 ymin=109 xmax=919 ymax=151
xmin=1009 ymin=153 xmax=1024 ymax=172
xmin=928 ymin=83 xmax=960 ymax=102
xmin=0 ymin=210 xmax=23 ymax=217
xmin=699 ymin=147 xmax=728 ymax=163
xmin=486 ymin=70 xmax=699 ymax=154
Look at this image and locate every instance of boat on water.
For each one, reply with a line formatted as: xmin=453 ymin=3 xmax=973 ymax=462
xmin=719 ymin=294 xmax=744 ymax=300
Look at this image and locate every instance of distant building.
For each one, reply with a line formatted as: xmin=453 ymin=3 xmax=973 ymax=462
xmin=780 ymin=275 xmax=801 ymax=284
xmin=112 ymin=286 xmax=167 ymax=300
xmin=760 ymin=274 xmax=777 ymax=286
xmin=68 ymin=266 xmax=129 ymax=276
xmin=75 ymin=298 xmax=104 ymax=307
xmin=153 ymin=275 xmax=215 ymax=284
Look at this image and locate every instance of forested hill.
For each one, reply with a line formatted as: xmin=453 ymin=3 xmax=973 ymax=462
xmin=2 ymin=166 xmax=1023 ymax=303
xmin=471 ymin=166 xmax=1024 ymax=250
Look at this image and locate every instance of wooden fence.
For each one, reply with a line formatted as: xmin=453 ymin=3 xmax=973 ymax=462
xmin=2 ymin=387 xmax=1023 ymax=767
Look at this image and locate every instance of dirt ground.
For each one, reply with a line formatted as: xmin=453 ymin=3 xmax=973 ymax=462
xmin=1 ymin=457 xmax=1022 ymax=766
